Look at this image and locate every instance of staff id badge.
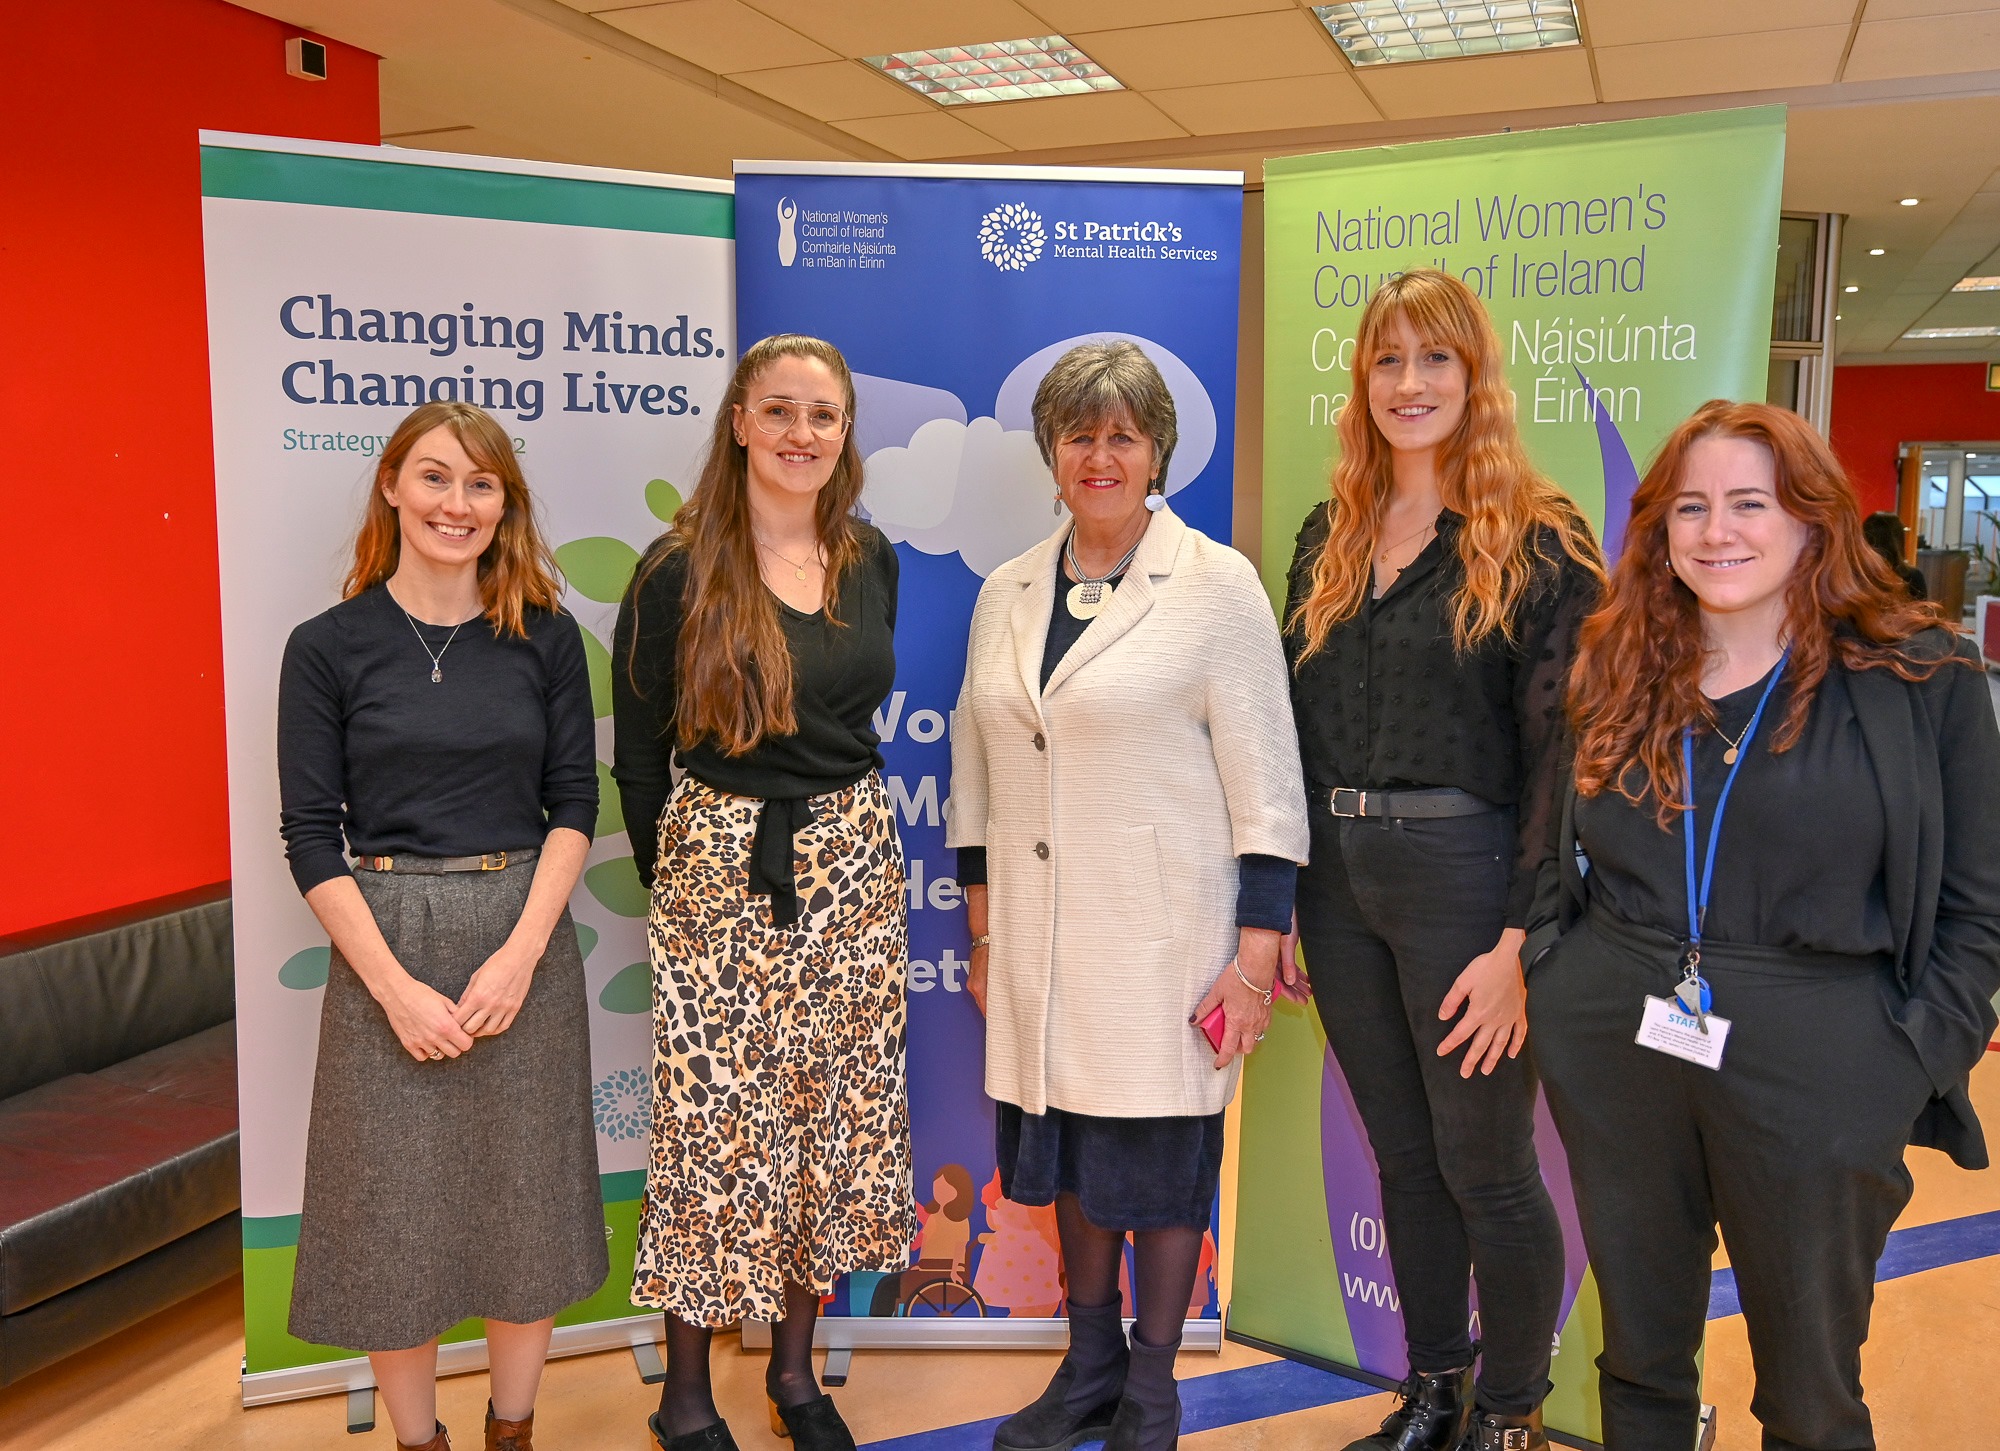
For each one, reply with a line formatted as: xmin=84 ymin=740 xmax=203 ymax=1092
xmin=1638 ymin=995 xmax=1731 ymax=1069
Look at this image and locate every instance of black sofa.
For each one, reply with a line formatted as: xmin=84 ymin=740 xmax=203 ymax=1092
xmin=0 ymin=885 xmax=240 ymax=1387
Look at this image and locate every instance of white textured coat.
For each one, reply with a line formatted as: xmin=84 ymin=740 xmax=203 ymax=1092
xmin=946 ymin=508 xmax=1310 ymax=1118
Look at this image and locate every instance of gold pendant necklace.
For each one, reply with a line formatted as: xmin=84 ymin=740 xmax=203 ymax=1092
xmin=756 ymin=535 xmax=819 ymax=582
xmin=1717 ymin=719 xmax=1752 ymax=766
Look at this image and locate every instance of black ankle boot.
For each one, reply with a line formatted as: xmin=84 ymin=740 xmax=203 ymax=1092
xmin=993 ymin=1299 xmax=1130 ymax=1451
xmin=1465 ymin=1405 xmax=1547 ymax=1451
xmin=1102 ymin=1329 xmax=1180 ymax=1451
xmin=647 ymin=1415 xmax=739 ymax=1451
xmin=1338 ymin=1365 xmax=1473 ymax=1451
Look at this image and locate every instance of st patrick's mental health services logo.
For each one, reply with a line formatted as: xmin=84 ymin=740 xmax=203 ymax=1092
xmin=978 ymin=202 xmax=1046 ymax=272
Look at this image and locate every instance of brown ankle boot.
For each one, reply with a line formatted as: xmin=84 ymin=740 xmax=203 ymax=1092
xmin=486 ymin=1400 xmax=535 ymax=1451
xmin=398 ymin=1422 xmax=449 ymax=1451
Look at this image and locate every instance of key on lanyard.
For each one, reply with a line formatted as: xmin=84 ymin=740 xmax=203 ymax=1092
xmin=1679 ymin=651 xmax=1790 ymax=1037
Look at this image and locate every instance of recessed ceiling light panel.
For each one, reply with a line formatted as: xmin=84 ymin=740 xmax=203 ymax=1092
xmin=860 ymin=36 xmax=1123 ymax=105
xmin=1312 ymin=0 xmax=1580 ymax=67
xmin=1952 ymin=276 xmax=2000 ymax=292
xmin=1903 ymin=326 xmax=2000 ymax=339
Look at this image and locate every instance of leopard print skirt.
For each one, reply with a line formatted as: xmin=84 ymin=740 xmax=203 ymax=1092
xmin=631 ymin=771 xmax=915 ymax=1325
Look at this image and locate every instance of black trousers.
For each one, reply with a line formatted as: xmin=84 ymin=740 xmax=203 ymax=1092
xmin=1296 ymin=803 xmax=1565 ymax=1415
xmin=1529 ymin=907 xmax=1934 ymax=1451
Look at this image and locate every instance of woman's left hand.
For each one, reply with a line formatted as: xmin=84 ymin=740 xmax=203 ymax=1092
xmin=456 ymin=935 xmax=541 ymax=1037
xmin=1191 ymin=927 xmax=1281 ymax=1069
xmin=1436 ymin=927 xmax=1529 ymax=1079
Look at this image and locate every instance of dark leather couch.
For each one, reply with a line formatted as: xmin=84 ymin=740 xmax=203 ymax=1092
xmin=0 ymin=885 xmax=240 ymax=1386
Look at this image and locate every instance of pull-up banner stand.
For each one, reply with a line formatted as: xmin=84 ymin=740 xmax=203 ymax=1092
xmin=201 ymin=131 xmax=734 ymax=1405
xmin=732 ymin=158 xmax=1244 ymax=1353
xmin=1239 ymin=108 xmax=1785 ymax=1448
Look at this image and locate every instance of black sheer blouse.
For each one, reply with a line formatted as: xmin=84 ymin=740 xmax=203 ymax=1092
xmin=1283 ymin=503 xmax=1598 ymax=926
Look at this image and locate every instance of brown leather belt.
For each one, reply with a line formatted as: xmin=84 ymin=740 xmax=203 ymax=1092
xmin=352 ymin=848 xmax=538 ymax=874
xmin=1328 ymin=787 xmax=1495 ymax=819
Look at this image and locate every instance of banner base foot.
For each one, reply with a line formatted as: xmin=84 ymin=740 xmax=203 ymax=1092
xmin=346 ymin=1387 xmax=375 ymax=1434
xmin=634 ymin=1341 xmax=668 ymax=1385
xmin=821 ymin=1347 xmax=853 ymax=1386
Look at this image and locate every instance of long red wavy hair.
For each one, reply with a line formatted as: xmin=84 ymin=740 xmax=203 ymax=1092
xmin=344 ymin=401 xmax=561 ymax=638
xmin=1291 ymin=268 xmax=1601 ymax=659
xmin=1569 ymin=399 xmax=1953 ymax=824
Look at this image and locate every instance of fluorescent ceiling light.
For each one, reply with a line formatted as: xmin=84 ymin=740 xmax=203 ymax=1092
xmin=1313 ymin=0 xmax=1580 ymax=66
xmin=861 ymin=36 xmax=1121 ymax=105
xmin=1902 ymin=326 xmax=2000 ymax=339
xmin=1868 ymin=248 xmax=1885 ymax=255
xmin=1952 ymin=276 xmax=2000 ymax=292
xmin=1900 ymin=197 xmax=1921 ymax=206
xmin=1844 ymin=284 xmax=1859 ymax=293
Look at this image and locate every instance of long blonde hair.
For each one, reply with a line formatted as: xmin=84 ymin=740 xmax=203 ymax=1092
xmin=1291 ymin=269 xmax=1601 ymax=659
xmin=626 ymin=334 xmax=866 ymax=755
xmin=344 ymin=401 xmax=561 ymax=638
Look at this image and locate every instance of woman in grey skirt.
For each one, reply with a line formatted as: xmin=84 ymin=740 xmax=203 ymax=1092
xmin=279 ymin=401 xmax=607 ymax=1451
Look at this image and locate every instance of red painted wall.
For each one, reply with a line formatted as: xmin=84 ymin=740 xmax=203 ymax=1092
xmin=1 ymin=3 xmax=378 ymax=935
xmin=1830 ymin=362 xmax=2000 ymax=518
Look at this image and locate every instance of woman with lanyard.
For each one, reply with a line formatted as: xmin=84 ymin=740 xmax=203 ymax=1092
xmin=1283 ymin=269 xmax=1602 ymax=1451
xmin=1527 ymin=401 xmax=2000 ymax=1450
xmin=279 ymin=401 xmax=605 ymax=1451
xmin=612 ymin=335 xmax=912 ymax=1451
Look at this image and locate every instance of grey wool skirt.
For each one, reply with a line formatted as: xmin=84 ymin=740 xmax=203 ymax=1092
xmin=289 ymin=861 xmax=608 ymax=1351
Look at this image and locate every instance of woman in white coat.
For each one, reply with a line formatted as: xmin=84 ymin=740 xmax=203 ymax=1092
xmin=948 ymin=341 xmax=1308 ymax=1451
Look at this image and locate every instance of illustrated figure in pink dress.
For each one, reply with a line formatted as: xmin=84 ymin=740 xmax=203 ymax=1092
xmin=973 ymin=1170 xmax=1063 ymax=1317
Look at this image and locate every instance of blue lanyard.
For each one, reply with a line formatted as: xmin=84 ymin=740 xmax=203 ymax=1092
xmin=1680 ymin=650 xmax=1790 ymax=952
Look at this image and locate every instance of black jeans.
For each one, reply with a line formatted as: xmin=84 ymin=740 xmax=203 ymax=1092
xmin=1295 ymin=801 xmax=1564 ymax=1416
xmin=1530 ymin=907 xmax=1933 ymax=1451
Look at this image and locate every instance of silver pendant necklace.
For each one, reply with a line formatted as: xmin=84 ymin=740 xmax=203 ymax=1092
xmin=392 ymin=594 xmax=469 ymax=683
xmin=1063 ymin=530 xmax=1141 ymax=620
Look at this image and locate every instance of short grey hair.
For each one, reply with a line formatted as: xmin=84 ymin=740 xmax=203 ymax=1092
xmin=1030 ymin=340 xmax=1179 ymax=490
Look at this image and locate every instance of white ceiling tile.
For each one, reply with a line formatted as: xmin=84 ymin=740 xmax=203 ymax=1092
xmin=1070 ymin=12 xmax=1347 ymax=90
xmin=1031 ymin=1 xmax=1291 ymax=28
xmin=1595 ymin=26 xmax=1851 ymax=101
xmin=1354 ymin=47 xmax=1596 ymax=120
xmin=1581 ymin=0 xmax=1857 ymax=47
xmin=954 ymin=89 xmax=1188 ymax=149
xmin=1147 ymin=73 xmax=1379 ymax=134
xmin=833 ymin=110 xmax=1015 ymax=158
xmin=602 ymin=2 xmax=836 ymax=72
xmin=737 ymin=1 xmax=1053 ymax=58
xmin=1846 ymin=12 xmax=2000 ymax=80
xmin=728 ymin=60 xmax=937 ymax=119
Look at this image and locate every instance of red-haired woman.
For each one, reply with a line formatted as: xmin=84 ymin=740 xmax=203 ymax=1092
xmin=613 ymin=335 xmax=911 ymax=1451
xmin=1527 ymin=401 xmax=2000 ymax=1449
xmin=280 ymin=401 xmax=606 ymax=1451
xmin=1284 ymin=270 xmax=1603 ymax=1451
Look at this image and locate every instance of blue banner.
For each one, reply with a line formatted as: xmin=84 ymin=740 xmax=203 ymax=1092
xmin=736 ymin=162 xmax=1242 ymax=1323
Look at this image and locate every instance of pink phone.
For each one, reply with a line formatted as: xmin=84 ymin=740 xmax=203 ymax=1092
xmin=1196 ymin=1002 xmax=1228 ymax=1053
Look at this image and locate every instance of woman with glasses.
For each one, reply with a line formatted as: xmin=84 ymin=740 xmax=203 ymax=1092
xmin=612 ymin=335 xmax=912 ymax=1451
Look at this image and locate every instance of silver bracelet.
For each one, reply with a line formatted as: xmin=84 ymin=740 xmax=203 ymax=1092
xmin=970 ymin=934 xmax=991 ymax=950
xmin=1233 ymin=959 xmax=1273 ymax=1006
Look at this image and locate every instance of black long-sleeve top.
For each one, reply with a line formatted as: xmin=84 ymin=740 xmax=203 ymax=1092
xmin=1283 ymin=503 xmax=1597 ymax=927
xmin=277 ymin=586 xmax=599 ymax=894
xmin=1577 ymin=664 xmax=1893 ymax=953
xmin=611 ymin=524 xmax=898 ymax=894
xmin=955 ymin=552 xmax=1297 ymax=931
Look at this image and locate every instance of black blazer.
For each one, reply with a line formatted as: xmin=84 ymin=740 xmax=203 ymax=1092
xmin=1525 ymin=629 xmax=2000 ymax=1169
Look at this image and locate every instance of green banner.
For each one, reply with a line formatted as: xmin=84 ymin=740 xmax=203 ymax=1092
xmin=1239 ymin=108 xmax=1785 ymax=1446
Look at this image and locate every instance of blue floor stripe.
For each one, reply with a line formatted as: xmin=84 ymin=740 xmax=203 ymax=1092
xmin=1706 ymin=1206 xmax=2000 ymax=1321
xmin=868 ymin=1208 xmax=2000 ymax=1451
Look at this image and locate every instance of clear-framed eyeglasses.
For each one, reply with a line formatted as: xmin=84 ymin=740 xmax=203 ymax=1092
xmin=742 ymin=396 xmax=851 ymax=441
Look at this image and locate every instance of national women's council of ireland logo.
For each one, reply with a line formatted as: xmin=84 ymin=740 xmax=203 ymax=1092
xmin=777 ymin=196 xmax=799 ymax=267
xmin=979 ymin=202 xmax=1046 ymax=272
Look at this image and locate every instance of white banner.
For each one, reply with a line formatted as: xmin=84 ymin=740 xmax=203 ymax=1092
xmin=200 ymin=132 xmax=733 ymax=1397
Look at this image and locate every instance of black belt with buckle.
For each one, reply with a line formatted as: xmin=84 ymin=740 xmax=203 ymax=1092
xmin=353 ymin=847 xmax=539 ymax=874
xmin=1327 ymin=787 xmax=1495 ymax=819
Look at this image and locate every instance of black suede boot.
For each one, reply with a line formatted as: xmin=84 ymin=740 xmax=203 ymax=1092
xmin=1465 ymin=1405 xmax=1547 ymax=1451
xmin=1101 ymin=1328 xmax=1180 ymax=1451
xmin=993 ymin=1299 xmax=1130 ymax=1451
xmin=1338 ymin=1365 xmax=1474 ymax=1451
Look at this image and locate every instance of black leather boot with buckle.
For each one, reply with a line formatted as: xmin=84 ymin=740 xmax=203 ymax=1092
xmin=1338 ymin=1365 xmax=1474 ymax=1451
xmin=1465 ymin=1405 xmax=1547 ymax=1451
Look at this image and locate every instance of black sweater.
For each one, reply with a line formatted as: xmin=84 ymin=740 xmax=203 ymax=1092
xmin=611 ymin=524 xmax=899 ymax=896
xmin=1283 ymin=503 xmax=1599 ymax=927
xmin=277 ymin=586 xmax=599 ymax=894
